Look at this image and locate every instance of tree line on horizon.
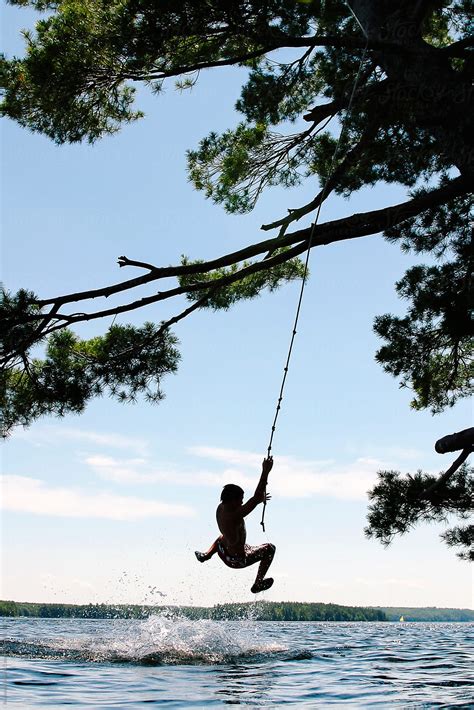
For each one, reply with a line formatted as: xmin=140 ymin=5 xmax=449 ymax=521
xmin=0 ymin=599 xmax=385 ymax=621
xmin=1 ymin=599 xmax=472 ymax=622
xmin=379 ymin=606 xmax=474 ymax=622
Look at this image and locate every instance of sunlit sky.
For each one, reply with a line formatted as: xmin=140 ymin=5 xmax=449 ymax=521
xmin=1 ymin=3 xmax=472 ymax=610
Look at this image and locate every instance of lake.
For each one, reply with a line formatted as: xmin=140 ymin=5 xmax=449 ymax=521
xmin=2 ymin=615 xmax=473 ymax=707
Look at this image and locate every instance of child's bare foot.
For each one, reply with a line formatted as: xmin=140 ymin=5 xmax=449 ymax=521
xmin=195 ymin=551 xmax=208 ymax=563
xmin=251 ymin=577 xmax=274 ymax=594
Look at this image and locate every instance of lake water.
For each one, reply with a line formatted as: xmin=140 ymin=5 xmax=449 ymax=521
xmin=1 ymin=615 xmax=473 ymax=707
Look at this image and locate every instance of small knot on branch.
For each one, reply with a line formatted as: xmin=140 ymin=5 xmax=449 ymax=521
xmin=117 ymin=255 xmax=131 ymax=268
xmin=117 ymin=256 xmax=159 ymax=272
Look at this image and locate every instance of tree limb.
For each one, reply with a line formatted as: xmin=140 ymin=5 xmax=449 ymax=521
xmin=117 ymin=256 xmax=157 ymax=271
xmin=441 ymin=36 xmax=474 ymax=57
xmin=3 ymin=173 xmax=467 ymax=372
xmin=27 ymin=242 xmax=312 ymax=334
xmin=32 ymin=174 xmax=467 ymax=314
xmin=118 ymin=35 xmax=431 ymax=84
xmin=418 ymin=448 xmax=473 ymax=500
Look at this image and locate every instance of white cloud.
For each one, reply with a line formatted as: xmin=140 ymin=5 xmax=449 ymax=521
xmin=84 ymin=455 xmax=174 ymax=484
xmin=85 ymin=454 xmax=257 ymax=493
xmin=14 ymin=425 xmax=149 ymax=456
xmin=87 ymin=445 xmax=385 ymax=500
xmin=1 ymin=475 xmax=194 ymax=520
xmin=270 ymin=455 xmax=380 ymax=500
xmin=12 ymin=430 xmax=388 ymax=501
xmin=189 ymin=446 xmax=383 ymax=500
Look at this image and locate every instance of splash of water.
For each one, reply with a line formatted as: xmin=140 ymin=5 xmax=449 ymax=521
xmin=3 ymin=612 xmax=291 ymax=665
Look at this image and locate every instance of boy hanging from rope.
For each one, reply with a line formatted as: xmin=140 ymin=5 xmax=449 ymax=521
xmin=195 ymin=456 xmax=276 ymax=593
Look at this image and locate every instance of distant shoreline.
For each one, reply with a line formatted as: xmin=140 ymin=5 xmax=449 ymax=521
xmin=1 ymin=600 xmax=473 ymax=622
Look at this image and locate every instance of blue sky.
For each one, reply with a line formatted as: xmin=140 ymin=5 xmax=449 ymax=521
xmin=1 ymin=3 xmax=472 ymax=609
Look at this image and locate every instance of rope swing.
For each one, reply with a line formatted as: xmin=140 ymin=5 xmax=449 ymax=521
xmin=260 ymin=36 xmax=369 ymax=532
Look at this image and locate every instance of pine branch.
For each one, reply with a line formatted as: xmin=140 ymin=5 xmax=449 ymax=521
xmin=419 ymin=448 xmax=473 ymax=500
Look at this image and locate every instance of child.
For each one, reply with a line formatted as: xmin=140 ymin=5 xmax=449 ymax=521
xmin=195 ymin=457 xmax=276 ymax=593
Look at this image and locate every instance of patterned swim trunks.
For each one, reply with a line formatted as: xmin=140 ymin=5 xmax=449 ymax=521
xmin=217 ymin=540 xmax=274 ymax=569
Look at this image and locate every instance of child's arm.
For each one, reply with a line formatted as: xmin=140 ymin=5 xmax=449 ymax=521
xmin=240 ymin=457 xmax=273 ymax=517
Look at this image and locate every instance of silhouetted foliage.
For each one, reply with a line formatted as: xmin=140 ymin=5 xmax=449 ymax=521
xmin=1 ymin=0 xmax=472 ymax=432
xmin=1 ymin=295 xmax=180 ymax=434
xmin=365 ymin=464 xmax=474 ymax=560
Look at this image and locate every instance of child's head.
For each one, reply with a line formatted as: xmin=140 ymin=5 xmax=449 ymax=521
xmin=220 ymin=484 xmax=244 ymax=504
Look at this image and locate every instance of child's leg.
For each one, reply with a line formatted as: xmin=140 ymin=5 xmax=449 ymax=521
xmin=195 ymin=537 xmax=220 ymax=563
xmin=244 ymin=543 xmax=276 ymax=592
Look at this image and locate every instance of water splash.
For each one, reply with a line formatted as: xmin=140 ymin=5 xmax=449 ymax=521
xmin=2 ymin=612 xmax=289 ymax=665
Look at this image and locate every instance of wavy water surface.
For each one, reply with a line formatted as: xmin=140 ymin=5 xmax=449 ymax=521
xmin=2 ymin=617 xmax=473 ymax=707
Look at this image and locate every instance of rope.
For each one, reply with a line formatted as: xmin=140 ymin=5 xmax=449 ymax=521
xmin=260 ymin=36 xmax=369 ymax=531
